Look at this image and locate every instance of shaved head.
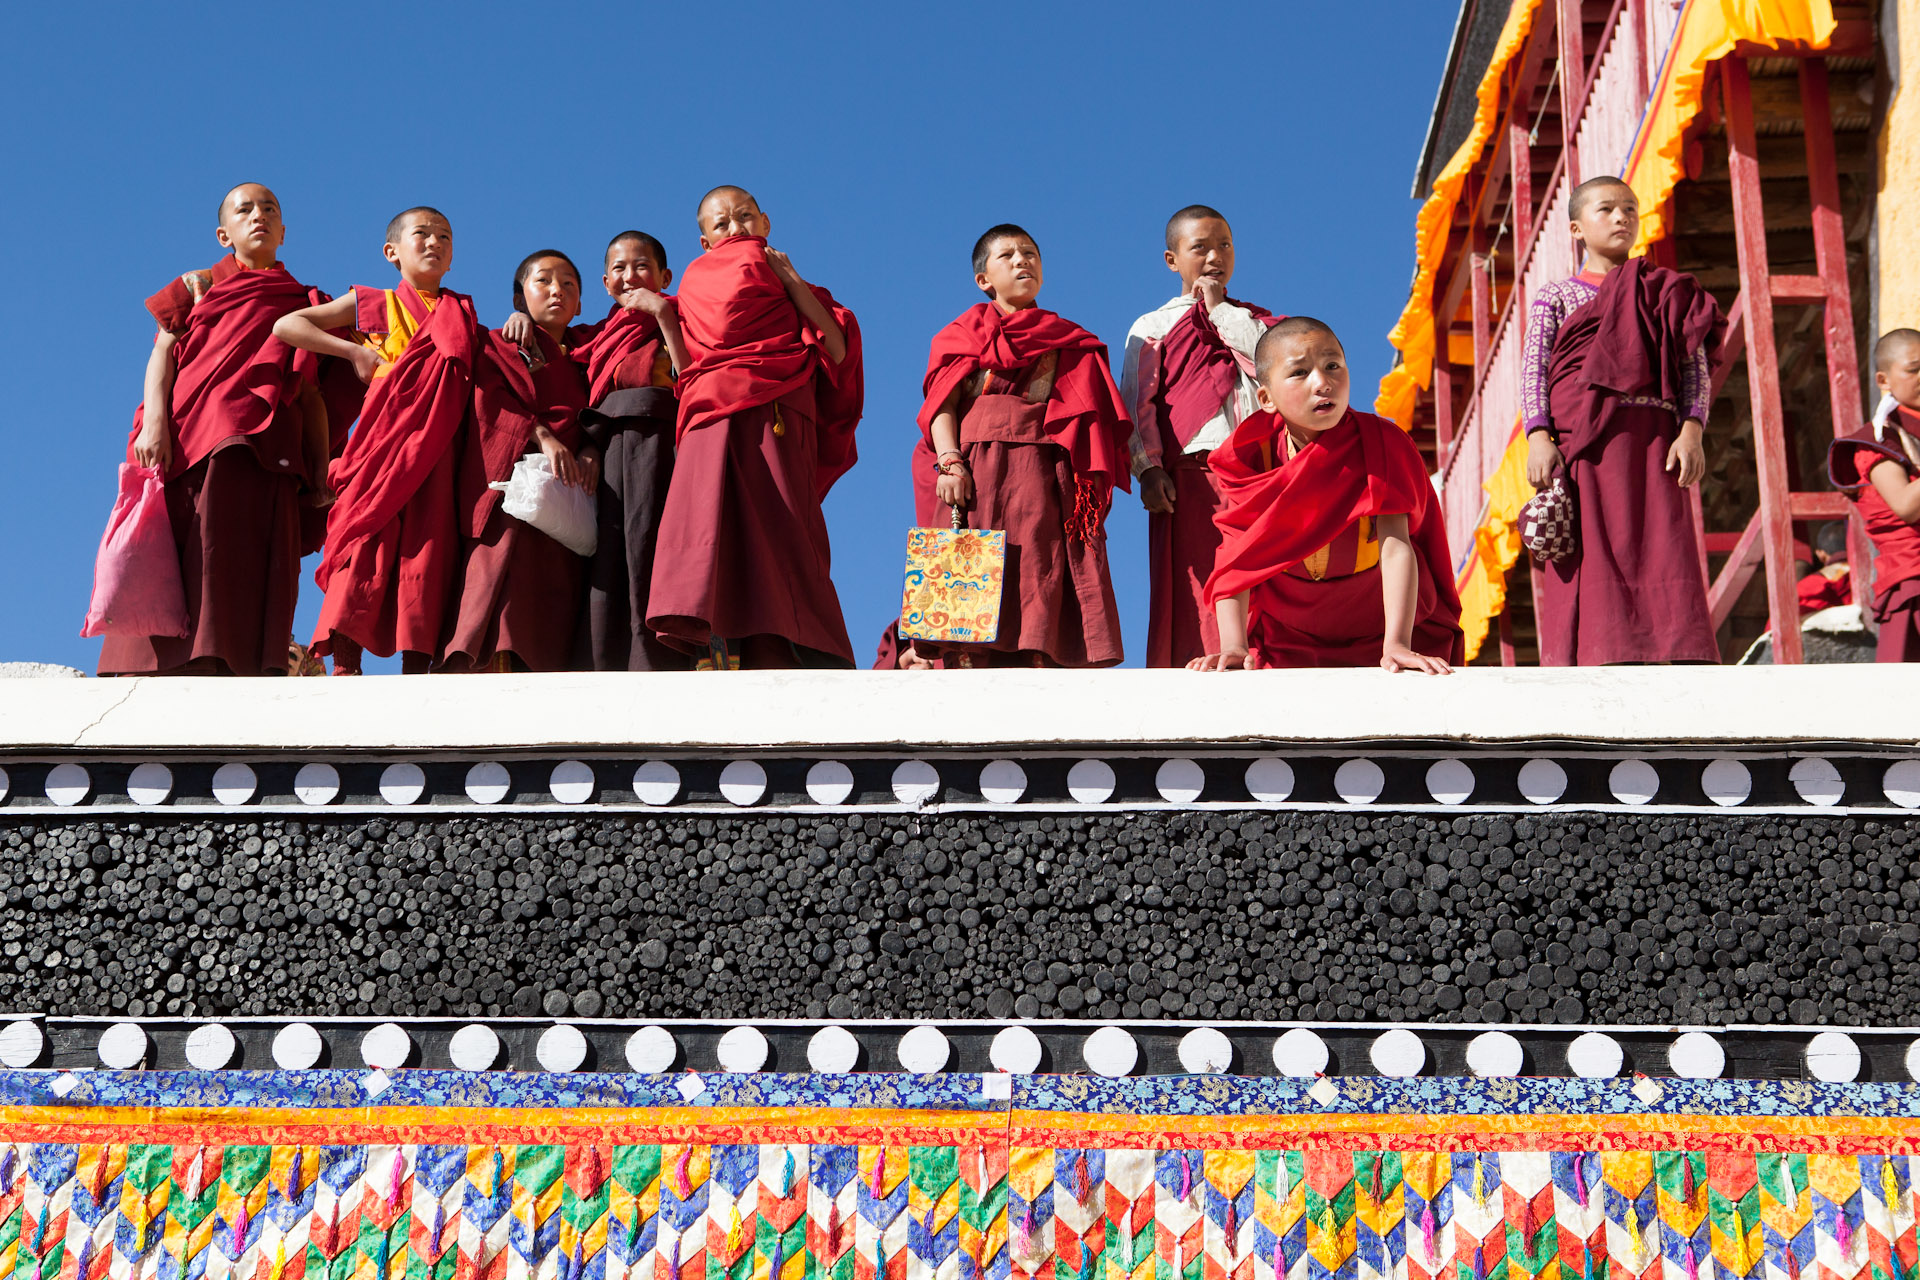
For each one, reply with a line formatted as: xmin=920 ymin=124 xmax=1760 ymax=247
xmin=697 ymin=185 xmax=756 ymax=218
xmin=386 ymin=206 xmax=450 ymax=244
xmin=1569 ymin=175 xmax=1634 ymax=220
xmin=606 ymin=230 xmax=668 ymax=272
xmin=1165 ymin=203 xmax=1228 ymax=250
xmin=1877 ymin=328 xmax=1920 ymax=372
xmin=219 ymin=182 xmax=277 ymax=221
xmin=1255 ymin=316 xmax=1342 ymax=382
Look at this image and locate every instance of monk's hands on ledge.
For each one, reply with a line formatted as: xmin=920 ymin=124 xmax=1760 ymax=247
xmin=1525 ymin=430 xmax=1564 ymax=487
xmin=1140 ymin=466 xmax=1177 ymax=514
xmin=1187 ymin=649 xmax=1252 ymax=672
xmin=1192 ymin=276 xmax=1226 ymax=312
xmin=897 ymin=643 xmax=935 ymax=671
xmin=132 ymin=417 xmax=172 ymax=473
xmin=1666 ymin=418 xmax=1706 ymax=487
xmin=1381 ymin=642 xmax=1452 ymax=675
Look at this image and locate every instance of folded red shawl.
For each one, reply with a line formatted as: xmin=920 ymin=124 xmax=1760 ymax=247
xmin=316 ymin=286 xmax=479 ymax=591
xmin=673 ymin=236 xmax=863 ymax=498
xmin=1205 ymin=408 xmax=1459 ymax=620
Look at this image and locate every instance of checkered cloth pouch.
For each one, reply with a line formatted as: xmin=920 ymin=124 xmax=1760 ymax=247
xmin=1520 ymin=475 xmax=1577 ymax=563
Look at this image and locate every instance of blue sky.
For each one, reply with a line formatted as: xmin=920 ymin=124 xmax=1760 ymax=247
xmin=0 ymin=2 xmax=1457 ymax=673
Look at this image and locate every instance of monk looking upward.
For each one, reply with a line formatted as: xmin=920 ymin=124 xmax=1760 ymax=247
xmin=1191 ymin=318 xmax=1461 ymax=673
xmin=100 ymin=183 xmax=342 ymax=677
xmin=1523 ymin=176 xmax=1724 ymax=666
xmin=648 ymin=186 xmax=864 ymax=670
xmin=1121 ymin=206 xmax=1279 ymax=668
xmin=915 ymin=225 xmax=1132 ymax=667
xmin=274 ymin=207 xmax=479 ymax=674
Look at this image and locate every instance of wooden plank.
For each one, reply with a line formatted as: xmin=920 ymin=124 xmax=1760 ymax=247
xmin=1789 ymin=491 xmax=1851 ymax=519
xmin=1558 ymin=0 xmax=1585 ymax=187
xmin=1709 ymin=292 xmax=1747 ymax=400
xmin=1706 ymin=510 xmax=1766 ymax=631
xmin=1723 ymin=57 xmax=1803 ymax=663
xmin=1770 ymin=275 xmax=1828 ymax=303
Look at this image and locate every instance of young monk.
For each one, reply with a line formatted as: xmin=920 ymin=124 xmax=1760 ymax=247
xmin=1121 ymin=206 xmax=1280 ymax=668
xmin=100 ymin=182 xmax=347 ymax=677
xmin=916 ymin=224 xmax=1132 ymax=667
xmin=1796 ymin=522 xmax=1851 ymax=616
xmin=1190 ymin=318 xmax=1462 ymax=672
xmin=274 ymin=207 xmax=479 ymax=674
xmin=570 ymin=232 xmax=690 ymax=670
xmin=440 ymin=251 xmax=599 ymax=672
xmin=1523 ymin=176 xmax=1724 ymax=666
xmin=1828 ymin=329 xmax=1920 ymax=659
xmin=649 ymin=186 xmax=863 ymax=669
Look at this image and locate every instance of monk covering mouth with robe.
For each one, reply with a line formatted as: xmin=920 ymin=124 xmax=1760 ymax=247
xmin=1122 ymin=205 xmax=1280 ymax=668
xmin=1192 ymin=318 xmax=1462 ymax=673
xmin=648 ymin=186 xmax=863 ymax=670
xmin=1829 ymin=329 xmax=1920 ymax=660
xmin=274 ymin=207 xmax=478 ymax=674
xmin=101 ymin=183 xmax=345 ymax=677
xmin=915 ymin=224 xmax=1132 ymax=668
xmin=1524 ymin=177 xmax=1723 ymax=666
xmin=441 ymin=250 xmax=599 ymax=672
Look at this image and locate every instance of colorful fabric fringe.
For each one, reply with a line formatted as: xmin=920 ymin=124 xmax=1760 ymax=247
xmin=4 ymin=1072 xmax=1920 ymax=1280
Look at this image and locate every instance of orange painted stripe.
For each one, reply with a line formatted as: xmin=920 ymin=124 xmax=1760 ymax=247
xmin=0 ymin=1104 xmax=1006 ymax=1147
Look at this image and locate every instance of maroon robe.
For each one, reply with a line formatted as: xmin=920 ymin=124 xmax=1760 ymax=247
xmin=100 ymin=256 xmax=334 ymax=676
xmin=312 ymin=285 xmax=477 ymax=665
xmin=918 ymin=304 xmax=1132 ymax=667
xmin=1537 ymin=258 xmax=1723 ymax=666
xmin=1144 ymin=297 xmax=1280 ymax=668
xmin=441 ymin=328 xmax=591 ymax=672
xmin=569 ymin=304 xmax=684 ymax=671
xmin=1830 ymin=406 xmax=1920 ymax=660
xmin=1207 ymin=409 xmax=1463 ymax=668
xmin=649 ymin=236 xmax=864 ymax=668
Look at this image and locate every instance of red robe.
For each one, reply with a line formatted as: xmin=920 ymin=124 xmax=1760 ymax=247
xmin=1206 ymin=409 xmax=1463 ymax=668
xmin=1830 ymin=405 xmax=1920 ymax=660
xmin=1537 ymin=258 xmax=1723 ymax=665
xmin=1144 ymin=297 xmax=1280 ymax=668
xmin=918 ymin=304 xmax=1132 ymax=667
xmin=648 ymin=236 xmax=863 ymax=667
xmin=569 ymin=304 xmax=684 ymax=670
xmin=312 ymin=284 xmax=477 ymax=662
xmin=441 ymin=328 xmax=590 ymax=671
xmin=100 ymin=257 xmax=334 ymax=676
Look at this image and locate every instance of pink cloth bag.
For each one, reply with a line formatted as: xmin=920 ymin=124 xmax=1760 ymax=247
xmin=80 ymin=463 xmax=189 ymax=639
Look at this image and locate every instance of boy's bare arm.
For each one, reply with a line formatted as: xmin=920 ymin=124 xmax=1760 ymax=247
xmin=929 ymin=386 xmax=970 ymax=509
xmin=1190 ymin=592 xmax=1251 ymax=671
xmin=133 ymin=330 xmax=180 ymax=471
xmin=764 ymin=249 xmax=847 ymax=364
xmin=653 ymin=304 xmax=692 ymax=375
xmin=1378 ymin=514 xmax=1450 ymax=674
xmin=275 ymin=296 xmax=380 ymax=383
xmin=1869 ymin=458 xmax=1920 ymax=525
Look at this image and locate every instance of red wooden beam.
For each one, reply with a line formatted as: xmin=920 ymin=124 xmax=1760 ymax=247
xmin=1707 ymin=510 xmax=1766 ymax=631
xmin=1628 ymin=0 xmax=1651 ymax=101
xmin=1721 ymin=57 xmax=1802 ymax=663
xmin=1433 ymin=359 xmax=1455 ymax=455
xmin=1709 ymin=292 xmax=1748 ymax=399
xmin=1557 ymin=0 xmax=1586 ymax=187
xmin=1798 ymin=57 xmax=1874 ymax=608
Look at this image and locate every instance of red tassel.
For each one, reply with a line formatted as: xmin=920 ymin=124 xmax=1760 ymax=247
xmin=1076 ymin=1154 xmax=1092 ymax=1207
xmin=1226 ymin=1200 xmax=1238 ymax=1239
xmin=1371 ymin=1159 xmax=1383 ymax=1203
xmin=1785 ymin=1247 xmax=1801 ymax=1280
xmin=1523 ymin=1199 xmax=1538 ymax=1246
xmin=1682 ymin=1157 xmax=1695 ymax=1204
xmin=828 ymin=1203 xmax=841 ymax=1256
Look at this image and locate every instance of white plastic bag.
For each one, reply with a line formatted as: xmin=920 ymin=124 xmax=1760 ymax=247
xmin=489 ymin=452 xmax=597 ymax=556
